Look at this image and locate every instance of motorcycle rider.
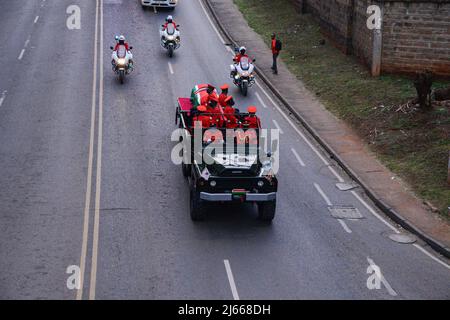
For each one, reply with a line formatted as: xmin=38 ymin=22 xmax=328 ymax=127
xmin=231 ymin=47 xmax=249 ymax=78
xmin=234 ymin=46 xmax=248 ymax=64
xmin=162 ymin=15 xmax=178 ymax=31
xmin=112 ymin=35 xmax=133 ymax=69
xmin=243 ymin=106 xmax=261 ymax=129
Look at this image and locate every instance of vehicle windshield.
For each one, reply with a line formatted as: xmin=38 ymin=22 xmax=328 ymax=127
xmin=240 ymin=57 xmax=250 ymax=70
xmin=166 ymin=24 xmax=176 ymax=35
xmin=117 ymin=45 xmax=127 ymax=58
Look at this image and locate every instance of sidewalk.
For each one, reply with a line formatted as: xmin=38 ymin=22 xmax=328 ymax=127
xmin=206 ymin=0 xmax=450 ymax=255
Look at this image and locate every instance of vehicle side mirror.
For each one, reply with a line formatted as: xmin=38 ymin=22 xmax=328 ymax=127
xmin=129 ymin=46 xmax=133 ymax=50
xmin=267 ymin=152 xmax=272 ymax=158
xmin=110 ymin=46 xmax=114 ymax=50
xmin=162 ymin=24 xmax=165 ymax=27
xmin=252 ymin=58 xmax=256 ymax=62
xmin=177 ymin=24 xmax=180 ymax=27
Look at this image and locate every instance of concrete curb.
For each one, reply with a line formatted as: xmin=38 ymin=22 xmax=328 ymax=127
xmin=202 ymin=0 xmax=450 ymax=259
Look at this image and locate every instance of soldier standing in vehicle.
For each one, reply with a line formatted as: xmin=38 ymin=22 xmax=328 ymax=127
xmin=218 ymin=84 xmax=230 ymax=108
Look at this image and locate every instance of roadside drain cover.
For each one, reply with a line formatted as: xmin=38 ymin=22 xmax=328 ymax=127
xmin=336 ymin=183 xmax=357 ymax=191
xmin=328 ymin=206 xmax=363 ymax=219
xmin=388 ymin=233 xmax=417 ymax=244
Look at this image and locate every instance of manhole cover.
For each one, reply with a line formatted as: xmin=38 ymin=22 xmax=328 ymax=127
xmin=328 ymin=206 xmax=363 ymax=219
xmin=336 ymin=183 xmax=357 ymax=191
xmin=388 ymin=233 xmax=417 ymax=244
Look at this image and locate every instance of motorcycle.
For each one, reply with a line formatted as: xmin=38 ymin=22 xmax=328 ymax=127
xmin=230 ymin=56 xmax=256 ymax=96
xmin=160 ymin=23 xmax=180 ymax=58
xmin=110 ymin=44 xmax=134 ymax=84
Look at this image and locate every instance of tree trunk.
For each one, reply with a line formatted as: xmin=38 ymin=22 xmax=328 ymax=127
xmin=413 ymin=71 xmax=433 ymax=110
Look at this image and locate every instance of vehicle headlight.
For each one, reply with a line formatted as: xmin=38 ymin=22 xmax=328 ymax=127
xmin=242 ymin=72 xmax=249 ymax=77
xmin=210 ymin=180 xmax=217 ymax=187
xmin=167 ymin=35 xmax=175 ymax=41
xmin=117 ymin=58 xmax=126 ymax=66
xmin=257 ymin=181 xmax=264 ymax=188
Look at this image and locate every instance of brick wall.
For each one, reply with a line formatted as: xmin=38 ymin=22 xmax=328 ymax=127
xmin=381 ymin=1 xmax=450 ymax=76
xmin=351 ymin=0 xmax=373 ymax=67
xmin=292 ymin=0 xmax=450 ymax=76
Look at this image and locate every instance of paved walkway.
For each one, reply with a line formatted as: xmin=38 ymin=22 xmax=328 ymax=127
xmin=207 ymin=0 xmax=450 ymax=251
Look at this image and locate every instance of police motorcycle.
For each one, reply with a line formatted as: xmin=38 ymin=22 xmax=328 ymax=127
xmin=230 ymin=47 xmax=256 ymax=96
xmin=110 ymin=35 xmax=134 ymax=84
xmin=160 ymin=16 xmax=180 ymax=58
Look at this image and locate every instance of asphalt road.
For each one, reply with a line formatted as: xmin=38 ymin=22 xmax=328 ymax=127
xmin=0 ymin=0 xmax=449 ymax=300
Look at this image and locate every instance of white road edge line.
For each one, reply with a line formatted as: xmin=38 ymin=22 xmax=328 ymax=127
xmin=290 ymin=148 xmax=306 ymax=167
xmin=89 ymin=0 xmax=104 ymax=301
xmin=255 ymin=92 xmax=268 ymax=109
xmin=367 ymin=257 xmax=398 ymax=296
xmin=350 ymin=190 xmax=398 ymax=233
xmin=77 ymin=0 xmax=99 ymax=301
xmin=412 ymin=244 xmax=450 ymax=270
xmin=168 ymin=62 xmax=174 ymax=74
xmin=224 ymin=260 xmax=240 ymax=300
xmin=0 ymin=91 xmax=7 ymax=107
xmin=18 ymin=49 xmax=25 ymax=60
xmin=256 ymin=83 xmax=331 ymax=165
xmin=197 ymin=0 xmax=227 ymax=47
xmin=34 ymin=16 xmax=40 ymax=24
xmin=272 ymin=119 xmax=283 ymax=134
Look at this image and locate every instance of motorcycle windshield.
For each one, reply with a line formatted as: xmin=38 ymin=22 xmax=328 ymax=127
xmin=117 ymin=45 xmax=127 ymax=58
xmin=240 ymin=57 xmax=250 ymax=71
xmin=166 ymin=24 xmax=176 ymax=35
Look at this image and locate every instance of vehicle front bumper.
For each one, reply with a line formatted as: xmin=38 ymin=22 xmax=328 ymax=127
xmin=200 ymin=192 xmax=276 ymax=202
xmin=141 ymin=0 xmax=177 ymax=7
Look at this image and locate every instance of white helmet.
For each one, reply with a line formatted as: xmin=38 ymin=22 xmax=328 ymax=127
xmin=118 ymin=35 xmax=125 ymax=41
xmin=239 ymin=46 xmax=246 ymax=54
xmin=167 ymin=15 xmax=173 ymax=23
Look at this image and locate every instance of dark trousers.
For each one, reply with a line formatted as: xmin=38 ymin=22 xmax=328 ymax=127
xmin=272 ymin=53 xmax=278 ymax=73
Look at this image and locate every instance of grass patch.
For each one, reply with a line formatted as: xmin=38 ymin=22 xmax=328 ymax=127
xmin=234 ymin=0 xmax=450 ymax=217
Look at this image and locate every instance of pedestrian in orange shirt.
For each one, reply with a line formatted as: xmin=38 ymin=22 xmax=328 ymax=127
xmin=271 ymin=33 xmax=282 ymax=75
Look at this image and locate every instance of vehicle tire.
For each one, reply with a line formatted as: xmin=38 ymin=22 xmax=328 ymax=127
xmin=258 ymin=200 xmax=276 ymax=222
xmin=119 ymin=70 xmax=125 ymax=84
xmin=182 ymin=163 xmax=191 ymax=178
xmin=190 ymin=189 xmax=205 ymax=221
xmin=180 ymin=147 xmax=191 ymax=178
xmin=242 ymin=81 xmax=248 ymax=96
xmin=168 ymin=46 xmax=174 ymax=58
